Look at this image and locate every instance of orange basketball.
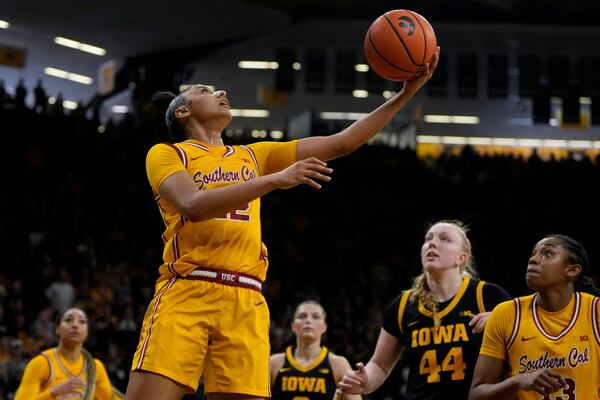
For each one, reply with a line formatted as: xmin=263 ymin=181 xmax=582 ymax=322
xmin=364 ymin=9 xmax=437 ymax=81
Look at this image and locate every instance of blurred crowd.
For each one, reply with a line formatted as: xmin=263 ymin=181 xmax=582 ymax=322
xmin=0 ymin=86 xmax=599 ymax=399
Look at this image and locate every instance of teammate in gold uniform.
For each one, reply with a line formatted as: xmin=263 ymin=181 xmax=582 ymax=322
xmin=125 ymin=48 xmax=441 ymax=400
xmin=14 ymin=308 xmax=122 ymax=400
xmin=337 ymin=221 xmax=510 ymax=400
xmin=470 ymin=234 xmax=600 ymax=400
xmin=270 ymin=301 xmax=361 ymax=400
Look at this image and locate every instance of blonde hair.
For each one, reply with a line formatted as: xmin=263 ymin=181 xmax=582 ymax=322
xmin=409 ymin=220 xmax=478 ymax=324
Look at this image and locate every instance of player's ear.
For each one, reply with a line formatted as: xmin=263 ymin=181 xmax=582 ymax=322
xmin=456 ymin=252 xmax=468 ymax=268
xmin=175 ymin=106 xmax=190 ymax=119
xmin=566 ymin=263 xmax=582 ymax=279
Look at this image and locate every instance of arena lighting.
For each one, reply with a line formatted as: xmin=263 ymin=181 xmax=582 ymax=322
xmin=250 ymin=129 xmax=268 ymax=138
xmin=48 ymin=97 xmax=79 ymax=109
xmin=424 ymin=115 xmax=480 ymax=124
xmin=352 ymin=90 xmax=369 ymax=98
xmin=44 ymin=67 xmax=93 ymax=85
xmin=230 ymin=109 xmax=270 ymax=118
xmin=292 ymin=62 xmax=302 ymax=70
xmin=54 ymin=36 xmax=106 ymax=56
xmin=63 ymin=100 xmax=78 ymax=110
xmin=355 ymin=64 xmax=369 ymax=72
xmin=320 ymin=112 xmax=369 ymax=120
xmin=0 ymin=19 xmax=9 ymax=29
xmin=382 ymin=90 xmax=397 ymax=99
xmin=111 ymin=105 xmax=129 ymax=114
xmin=237 ymin=61 xmax=278 ymax=69
xmin=269 ymin=130 xmax=284 ymax=139
xmin=441 ymin=136 xmax=468 ymax=145
xmin=417 ymin=135 xmax=600 ymax=149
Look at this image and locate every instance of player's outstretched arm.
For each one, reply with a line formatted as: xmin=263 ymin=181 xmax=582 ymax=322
xmin=296 ymin=47 xmax=440 ymax=163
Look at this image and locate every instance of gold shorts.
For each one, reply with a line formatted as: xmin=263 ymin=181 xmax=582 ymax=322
xmin=131 ymin=276 xmax=271 ymax=396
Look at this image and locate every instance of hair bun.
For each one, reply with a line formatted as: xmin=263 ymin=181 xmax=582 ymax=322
xmin=151 ymin=91 xmax=176 ymax=114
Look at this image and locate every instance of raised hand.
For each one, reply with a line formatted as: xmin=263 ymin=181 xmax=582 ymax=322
xmin=273 ymin=157 xmax=333 ymax=189
xmin=404 ymin=46 xmax=440 ymax=94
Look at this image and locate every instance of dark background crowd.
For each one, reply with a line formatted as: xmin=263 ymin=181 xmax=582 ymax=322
xmin=0 ymin=81 xmax=599 ymax=399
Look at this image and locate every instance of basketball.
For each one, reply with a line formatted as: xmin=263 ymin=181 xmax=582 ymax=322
xmin=364 ymin=9 xmax=437 ymax=81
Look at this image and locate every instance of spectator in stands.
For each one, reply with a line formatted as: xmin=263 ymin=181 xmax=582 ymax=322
xmin=15 ymin=78 xmax=27 ymax=109
xmin=33 ymin=79 xmax=48 ymax=114
xmin=45 ymin=268 xmax=75 ymax=312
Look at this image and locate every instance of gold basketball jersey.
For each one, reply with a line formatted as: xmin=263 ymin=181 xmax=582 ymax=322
xmin=146 ymin=139 xmax=297 ymax=282
xmin=40 ymin=348 xmax=89 ymax=398
xmin=482 ymin=292 xmax=600 ymax=400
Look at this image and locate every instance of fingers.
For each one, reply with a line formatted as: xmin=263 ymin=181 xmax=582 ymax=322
xmin=469 ymin=312 xmax=490 ymax=334
xmin=303 ymin=156 xmax=328 ymax=166
xmin=297 ymin=158 xmax=333 ymax=189
xmin=429 ymin=46 xmax=441 ymax=70
xmin=532 ymin=370 xmax=566 ymax=395
xmin=421 ymin=46 xmax=441 ymax=78
xmin=543 ymin=370 xmax=567 ymax=388
xmin=471 ymin=318 xmax=485 ymax=334
xmin=336 ymin=367 xmax=367 ymax=395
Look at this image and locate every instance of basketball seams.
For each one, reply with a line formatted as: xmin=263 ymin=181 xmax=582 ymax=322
xmin=365 ymin=9 xmax=436 ymax=81
xmin=366 ymin=27 xmax=419 ymax=77
xmin=407 ymin=10 xmax=428 ymax=68
xmin=383 ymin=13 xmax=421 ymax=68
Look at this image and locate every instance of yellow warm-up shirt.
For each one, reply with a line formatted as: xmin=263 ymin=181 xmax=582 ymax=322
xmin=146 ymin=139 xmax=297 ymax=282
xmin=14 ymin=348 xmax=116 ymax=400
xmin=480 ymin=292 xmax=600 ymax=400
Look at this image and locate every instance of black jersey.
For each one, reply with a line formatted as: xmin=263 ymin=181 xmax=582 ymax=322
xmin=271 ymin=346 xmax=337 ymax=400
xmin=382 ymin=277 xmax=510 ymax=400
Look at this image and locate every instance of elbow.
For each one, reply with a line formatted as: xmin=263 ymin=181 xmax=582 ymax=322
xmin=329 ymin=139 xmax=353 ymax=159
xmin=184 ymin=211 xmax=204 ymax=223
xmin=179 ymin=199 xmax=208 ymax=223
xmin=183 ymin=207 xmax=212 ymax=223
xmin=468 ymin=385 xmax=481 ymax=400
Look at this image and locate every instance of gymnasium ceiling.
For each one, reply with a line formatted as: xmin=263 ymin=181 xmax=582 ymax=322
xmin=0 ymin=0 xmax=597 ymax=107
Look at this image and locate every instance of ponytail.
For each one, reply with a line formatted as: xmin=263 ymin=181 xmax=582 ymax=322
xmin=151 ymin=90 xmax=190 ymax=140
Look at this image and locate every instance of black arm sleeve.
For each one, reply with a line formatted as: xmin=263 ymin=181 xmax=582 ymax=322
xmin=482 ymin=282 xmax=512 ymax=311
xmin=381 ymin=294 xmax=403 ymax=338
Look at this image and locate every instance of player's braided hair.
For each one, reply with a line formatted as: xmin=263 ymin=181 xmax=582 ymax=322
xmin=546 ymin=234 xmax=600 ymax=296
xmin=410 ymin=220 xmax=478 ymax=325
xmin=151 ymin=87 xmax=193 ymax=140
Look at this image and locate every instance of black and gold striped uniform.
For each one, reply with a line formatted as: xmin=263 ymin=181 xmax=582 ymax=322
xmin=382 ymin=277 xmax=510 ymax=400
xmin=272 ymin=346 xmax=337 ymax=400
